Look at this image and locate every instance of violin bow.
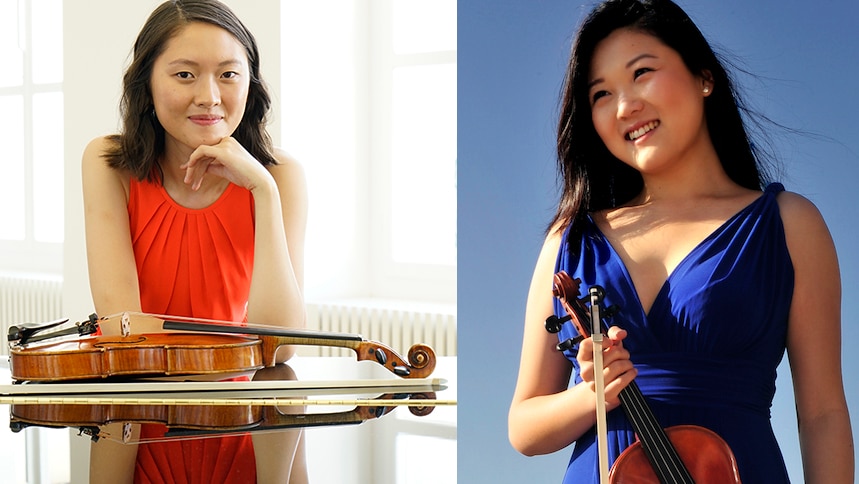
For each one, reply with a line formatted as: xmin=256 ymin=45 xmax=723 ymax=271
xmin=588 ymin=287 xmax=610 ymax=484
xmin=546 ymin=274 xmax=616 ymax=484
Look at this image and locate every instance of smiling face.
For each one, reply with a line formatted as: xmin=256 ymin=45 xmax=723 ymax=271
xmin=588 ymin=28 xmax=713 ymax=177
xmin=150 ymin=21 xmax=250 ymax=158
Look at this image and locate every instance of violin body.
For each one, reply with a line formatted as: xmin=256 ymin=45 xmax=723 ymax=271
xmin=609 ymin=425 xmax=741 ymax=483
xmin=8 ymin=312 xmax=437 ymax=381
xmin=9 ymin=333 xmax=264 ymax=381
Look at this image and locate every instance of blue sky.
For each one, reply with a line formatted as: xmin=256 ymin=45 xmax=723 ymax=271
xmin=458 ymin=0 xmax=859 ymax=481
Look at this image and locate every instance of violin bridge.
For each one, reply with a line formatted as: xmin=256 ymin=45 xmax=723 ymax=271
xmin=122 ymin=422 xmax=133 ymax=444
xmin=120 ymin=312 xmax=131 ymax=337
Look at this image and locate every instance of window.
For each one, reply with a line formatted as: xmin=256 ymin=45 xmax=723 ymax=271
xmin=281 ymin=0 xmax=456 ymax=304
xmin=369 ymin=0 xmax=457 ymax=302
xmin=0 ymin=0 xmax=64 ymax=275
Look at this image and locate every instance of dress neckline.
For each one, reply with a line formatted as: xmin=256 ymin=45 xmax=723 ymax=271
xmin=149 ymin=179 xmax=237 ymax=214
xmin=585 ymin=184 xmax=781 ymax=318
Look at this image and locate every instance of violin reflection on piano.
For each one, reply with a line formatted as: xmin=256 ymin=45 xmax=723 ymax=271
xmin=9 ymin=391 xmax=439 ymax=443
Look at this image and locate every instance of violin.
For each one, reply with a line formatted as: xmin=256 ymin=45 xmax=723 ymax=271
xmin=7 ymin=312 xmax=436 ymax=382
xmin=547 ymin=271 xmax=742 ymax=484
xmin=9 ymin=391 xmax=437 ymax=443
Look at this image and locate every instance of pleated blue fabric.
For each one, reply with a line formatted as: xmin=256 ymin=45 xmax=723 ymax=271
xmin=555 ymin=183 xmax=793 ymax=483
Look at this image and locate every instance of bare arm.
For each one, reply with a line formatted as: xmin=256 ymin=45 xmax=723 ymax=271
xmin=82 ymin=136 xmax=140 ymax=482
xmin=508 ymin=228 xmax=636 ymax=456
xmin=779 ymin=192 xmax=854 ymax=484
xmin=81 ymin=137 xmax=142 ymax=320
xmin=247 ymin=149 xmax=307 ymax=362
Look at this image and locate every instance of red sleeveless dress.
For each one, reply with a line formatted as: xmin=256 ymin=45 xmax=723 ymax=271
xmin=127 ymin=177 xmax=257 ymax=483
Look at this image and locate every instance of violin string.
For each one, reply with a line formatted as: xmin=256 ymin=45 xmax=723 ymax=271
xmin=622 ymin=385 xmax=677 ymax=483
xmin=632 ymin=385 xmax=687 ymax=484
xmin=619 ymin=386 xmax=672 ymax=482
xmin=621 ymin=383 xmax=692 ymax=483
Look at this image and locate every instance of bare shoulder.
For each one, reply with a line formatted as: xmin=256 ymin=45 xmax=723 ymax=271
xmin=267 ymin=148 xmax=308 ymax=213
xmin=271 ymin=148 xmax=303 ymax=172
xmin=268 ymin=148 xmax=306 ymax=185
xmin=534 ymin=221 xmax=566 ymax=274
xmin=775 ymin=190 xmax=838 ymax=273
xmin=82 ymin=136 xmax=114 ymax=167
xmin=81 ymin=136 xmax=131 ymax=197
xmin=775 ymin=190 xmax=830 ymax=236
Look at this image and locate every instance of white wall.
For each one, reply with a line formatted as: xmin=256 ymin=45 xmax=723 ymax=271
xmin=62 ymin=2 xmax=281 ymax=481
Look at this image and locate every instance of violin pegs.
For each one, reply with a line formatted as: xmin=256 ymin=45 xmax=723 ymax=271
xmin=392 ymin=365 xmax=411 ymax=377
xmin=544 ymin=314 xmax=572 ymax=333
xmin=604 ymin=304 xmax=620 ymax=319
xmin=556 ymin=335 xmax=584 ymax=353
xmin=372 ymin=347 xmax=388 ymax=365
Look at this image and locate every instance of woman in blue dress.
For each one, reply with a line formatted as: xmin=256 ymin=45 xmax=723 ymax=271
xmin=508 ymin=0 xmax=853 ymax=482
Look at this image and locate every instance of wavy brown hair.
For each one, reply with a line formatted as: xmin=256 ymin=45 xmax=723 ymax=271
xmin=104 ymin=0 xmax=277 ymax=182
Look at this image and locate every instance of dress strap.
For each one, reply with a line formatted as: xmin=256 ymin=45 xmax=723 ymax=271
xmin=765 ymin=182 xmax=785 ymax=194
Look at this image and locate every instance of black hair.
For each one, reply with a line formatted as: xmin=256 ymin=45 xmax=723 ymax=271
xmin=550 ymin=0 xmax=774 ymax=238
xmin=104 ymin=0 xmax=276 ymax=182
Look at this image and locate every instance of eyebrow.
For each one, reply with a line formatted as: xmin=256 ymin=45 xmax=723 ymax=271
xmin=167 ymin=58 xmax=245 ymax=68
xmin=588 ymin=53 xmax=659 ymax=89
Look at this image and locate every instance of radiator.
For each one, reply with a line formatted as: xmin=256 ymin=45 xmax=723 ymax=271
xmin=303 ymin=301 xmax=457 ymax=358
xmin=0 ymin=273 xmax=64 ymax=355
xmin=0 ymin=276 xmax=457 ymax=360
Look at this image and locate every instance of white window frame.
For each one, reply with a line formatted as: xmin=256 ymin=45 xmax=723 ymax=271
xmin=0 ymin=0 xmax=63 ymax=276
xmin=282 ymin=0 xmax=456 ymax=306
xmin=367 ymin=0 xmax=457 ymax=304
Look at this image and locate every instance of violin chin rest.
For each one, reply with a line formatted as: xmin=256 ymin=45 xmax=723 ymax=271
xmin=7 ymin=318 xmax=70 ymax=342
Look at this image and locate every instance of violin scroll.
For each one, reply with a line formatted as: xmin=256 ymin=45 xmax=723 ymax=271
xmin=405 ymin=392 xmax=437 ymax=417
xmin=549 ymin=271 xmax=619 ymax=343
xmin=355 ymin=341 xmax=436 ymax=379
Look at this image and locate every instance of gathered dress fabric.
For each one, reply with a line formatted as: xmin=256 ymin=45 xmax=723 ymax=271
xmin=554 ymin=183 xmax=793 ymax=483
xmin=127 ymin=176 xmax=257 ymax=484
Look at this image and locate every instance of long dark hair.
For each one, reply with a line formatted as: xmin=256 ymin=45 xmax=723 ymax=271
xmin=104 ymin=0 xmax=277 ymax=182
xmin=550 ymin=0 xmax=773 ymax=237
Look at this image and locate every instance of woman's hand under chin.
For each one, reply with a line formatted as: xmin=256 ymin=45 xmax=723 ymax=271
xmin=181 ymin=137 xmax=274 ymax=192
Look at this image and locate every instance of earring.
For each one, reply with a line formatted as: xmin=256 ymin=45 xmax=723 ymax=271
xmin=703 ymin=86 xmax=711 ymax=94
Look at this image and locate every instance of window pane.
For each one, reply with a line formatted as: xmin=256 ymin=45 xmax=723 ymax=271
xmin=0 ymin=95 xmax=26 ymax=240
xmin=391 ymin=64 xmax=456 ymax=266
xmin=0 ymin=2 xmax=24 ymax=87
xmin=31 ymin=0 xmax=63 ymax=84
xmin=32 ymin=92 xmax=64 ymax=243
xmin=392 ymin=0 xmax=456 ymax=54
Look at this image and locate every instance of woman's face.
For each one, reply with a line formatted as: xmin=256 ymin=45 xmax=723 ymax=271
xmin=587 ymin=28 xmax=712 ymax=176
xmin=150 ymin=22 xmax=250 ymax=157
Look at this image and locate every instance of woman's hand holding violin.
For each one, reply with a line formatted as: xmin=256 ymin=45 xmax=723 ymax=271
xmin=576 ymin=326 xmax=637 ymax=410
